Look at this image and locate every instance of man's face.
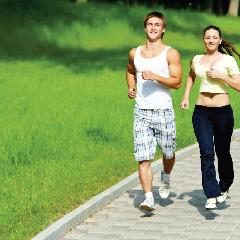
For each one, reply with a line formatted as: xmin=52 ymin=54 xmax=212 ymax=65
xmin=145 ymin=17 xmax=165 ymax=41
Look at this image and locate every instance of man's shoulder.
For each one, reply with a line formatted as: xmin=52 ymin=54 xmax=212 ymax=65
xmin=129 ymin=45 xmax=141 ymax=54
xmin=166 ymin=46 xmax=181 ymax=61
xmin=129 ymin=47 xmax=137 ymax=55
xmin=166 ymin=46 xmax=179 ymax=54
xmin=128 ymin=46 xmax=141 ymax=60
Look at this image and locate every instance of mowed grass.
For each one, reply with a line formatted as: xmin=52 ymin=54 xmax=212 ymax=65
xmin=0 ymin=61 xmax=136 ymax=239
xmin=0 ymin=2 xmax=239 ymax=240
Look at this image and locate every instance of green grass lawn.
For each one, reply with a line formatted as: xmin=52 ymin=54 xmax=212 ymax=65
xmin=0 ymin=2 xmax=240 ymax=240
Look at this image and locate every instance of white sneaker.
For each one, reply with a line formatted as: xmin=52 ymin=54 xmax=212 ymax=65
xmin=139 ymin=198 xmax=155 ymax=212
xmin=217 ymin=191 xmax=229 ymax=203
xmin=205 ymin=198 xmax=217 ymax=210
xmin=159 ymin=171 xmax=170 ymax=199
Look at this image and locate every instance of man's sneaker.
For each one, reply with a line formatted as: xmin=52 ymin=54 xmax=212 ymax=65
xmin=217 ymin=190 xmax=229 ymax=203
xmin=159 ymin=171 xmax=170 ymax=199
xmin=205 ymin=198 xmax=217 ymax=210
xmin=139 ymin=198 xmax=155 ymax=212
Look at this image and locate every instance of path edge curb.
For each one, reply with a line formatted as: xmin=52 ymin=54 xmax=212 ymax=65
xmin=32 ymin=129 xmax=240 ymax=240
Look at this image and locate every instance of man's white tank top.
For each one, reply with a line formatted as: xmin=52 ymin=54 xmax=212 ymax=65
xmin=134 ymin=45 xmax=172 ymax=109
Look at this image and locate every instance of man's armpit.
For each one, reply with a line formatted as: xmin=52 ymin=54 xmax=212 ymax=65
xmin=127 ymin=63 xmax=135 ymax=74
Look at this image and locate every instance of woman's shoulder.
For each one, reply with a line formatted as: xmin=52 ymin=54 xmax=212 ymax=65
xmin=220 ymin=54 xmax=239 ymax=66
xmin=221 ymin=54 xmax=236 ymax=61
xmin=190 ymin=55 xmax=203 ymax=69
xmin=192 ymin=54 xmax=203 ymax=62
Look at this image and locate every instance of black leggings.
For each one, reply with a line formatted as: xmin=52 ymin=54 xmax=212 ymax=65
xmin=192 ymin=105 xmax=234 ymax=198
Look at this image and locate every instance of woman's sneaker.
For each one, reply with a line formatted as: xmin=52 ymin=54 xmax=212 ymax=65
xmin=217 ymin=191 xmax=229 ymax=203
xmin=139 ymin=198 xmax=155 ymax=212
xmin=205 ymin=198 xmax=217 ymax=210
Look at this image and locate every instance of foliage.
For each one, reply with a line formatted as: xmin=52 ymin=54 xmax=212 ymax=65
xmin=88 ymin=0 xmax=233 ymax=15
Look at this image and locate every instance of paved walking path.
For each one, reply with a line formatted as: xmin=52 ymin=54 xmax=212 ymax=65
xmin=60 ymin=134 xmax=240 ymax=240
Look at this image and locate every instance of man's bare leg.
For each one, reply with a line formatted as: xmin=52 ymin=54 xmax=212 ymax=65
xmin=163 ymin=154 xmax=175 ymax=174
xmin=138 ymin=160 xmax=153 ymax=193
xmin=138 ymin=160 xmax=155 ymax=211
xmin=159 ymin=154 xmax=175 ymax=198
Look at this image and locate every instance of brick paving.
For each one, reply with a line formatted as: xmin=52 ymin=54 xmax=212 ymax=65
xmin=61 ymin=135 xmax=240 ymax=240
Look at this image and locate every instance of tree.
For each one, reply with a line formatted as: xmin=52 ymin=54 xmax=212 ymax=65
xmin=227 ymin=0 xmax=239 ymax=16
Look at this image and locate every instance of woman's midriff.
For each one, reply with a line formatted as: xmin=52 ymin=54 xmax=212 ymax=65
xmin=196 ymin=92 xmax=230 ymax=107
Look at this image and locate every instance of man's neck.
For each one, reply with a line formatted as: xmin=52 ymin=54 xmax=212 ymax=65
xmin=145 ymin=39 xmax=164 ymax=49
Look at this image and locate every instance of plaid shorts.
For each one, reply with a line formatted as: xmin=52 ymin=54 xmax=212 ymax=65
xmin=133 ymin=106 xmax=176 ymax=161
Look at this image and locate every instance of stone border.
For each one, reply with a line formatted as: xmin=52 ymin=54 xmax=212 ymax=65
xmin=32 ymin=129 xmax=240 ymax=240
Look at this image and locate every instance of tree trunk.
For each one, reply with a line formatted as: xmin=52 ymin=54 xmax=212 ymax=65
xmin=217 ymin=0 xmax=223 ymax=15
xmin=228 ymin=0 xmax=239 ymax=16
xmin=207 ymin=0 xmax=213 ymax=13
xmin=76 ymin=0 xmax=87 ymax=3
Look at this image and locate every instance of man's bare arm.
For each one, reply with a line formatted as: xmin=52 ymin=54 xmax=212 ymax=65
xmin=126 ymin=48 xmax=136 ymax=98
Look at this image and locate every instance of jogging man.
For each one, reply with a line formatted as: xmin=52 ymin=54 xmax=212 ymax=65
xmin=126 ymin=11 xmax=182 ymax=211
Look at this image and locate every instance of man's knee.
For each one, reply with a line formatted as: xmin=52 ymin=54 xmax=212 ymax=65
xmin=163 ymin=153 xmax=175 ymax=161
xmin=139 ymin=160 xmax=150 ymax=165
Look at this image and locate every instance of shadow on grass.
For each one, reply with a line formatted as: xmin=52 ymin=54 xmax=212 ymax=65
xmin=0 ymin=41 xmax=129 ymax=72
xmin=0 ymin=34 xmax=201 ymax=74
xmin=0 ymin=2 xmax=238 ymax=73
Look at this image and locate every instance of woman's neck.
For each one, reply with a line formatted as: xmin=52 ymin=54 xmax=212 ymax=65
xmin=205 ymin=50 xmax=221 ymax=57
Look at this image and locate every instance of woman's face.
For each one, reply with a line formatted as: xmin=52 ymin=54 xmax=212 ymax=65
xmin=203 ymin=29 xmax=222 ymax=52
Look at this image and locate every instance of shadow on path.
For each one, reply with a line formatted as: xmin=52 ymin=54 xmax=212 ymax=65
xmin=177 ymin=189 xmax=230 ymax=220
xmin=127 ymin=188 xmax=231 ymax=220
